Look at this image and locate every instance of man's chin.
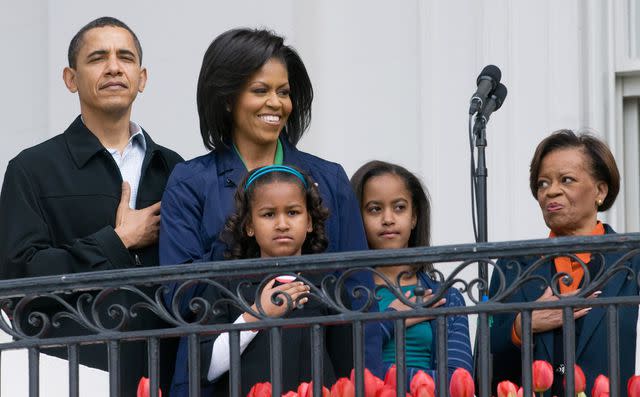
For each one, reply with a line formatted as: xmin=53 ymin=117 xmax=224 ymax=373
xmin=95 ymin=101 xmax=134 ymax=117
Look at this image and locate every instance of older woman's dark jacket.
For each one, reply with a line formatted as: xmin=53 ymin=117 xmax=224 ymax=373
xmin=489 ymin=224 xmax=640 ymax=397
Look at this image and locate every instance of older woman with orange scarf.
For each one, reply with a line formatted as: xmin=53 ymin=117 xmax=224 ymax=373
xmin=489 ymin=130 xmax=640 ymax=396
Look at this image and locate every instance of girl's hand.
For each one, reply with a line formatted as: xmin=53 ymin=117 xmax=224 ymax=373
xmin=243 ymin=279 xmax=310 ymax=322
xmin=388 ymin=289 xmax=447 ymax=326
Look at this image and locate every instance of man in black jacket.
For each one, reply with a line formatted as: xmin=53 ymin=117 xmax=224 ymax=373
xmin=0 ymin=17 xmax=182 ymax=395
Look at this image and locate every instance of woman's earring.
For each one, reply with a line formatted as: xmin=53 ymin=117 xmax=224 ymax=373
xmin=247 ymin=229 xmax=254 ymax=237
xmin=596 ymin=199 xmax=603 ymax=207
xmin=225 ymin=105 xmax=231 ymax=112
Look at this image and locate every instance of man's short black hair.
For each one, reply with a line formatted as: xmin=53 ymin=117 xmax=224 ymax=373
xmin=68 ymin=16 xmax=143 ymax=68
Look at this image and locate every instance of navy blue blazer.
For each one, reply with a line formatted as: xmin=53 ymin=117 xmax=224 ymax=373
xmin=489 ymin=224 xmax=639 ymax=396
xmin=159 ymin=138 xmax=383 ymax=395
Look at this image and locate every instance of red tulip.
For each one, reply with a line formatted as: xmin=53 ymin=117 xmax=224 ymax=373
xmin=137 ymin=377 xmax=162 ymax=397
xmin=409 ymin=371 xmax=435 ymax=397
xmin=298 ymin=382 xmax=330 ymax=397
xmin=516 ymin=386 xmax=535 ymax=397
xmin=570 ymin=365 xmax=587 ymax=394
xmin=331 ymin=378 xmax=355 ymax=397
xmin=374 ymin=385 xmax=412 ymax=397
xmin=384 ymin=365 xmax=397 ymax=388
xmin=298 ymin=383 xmax=311 ymax=397
xmin=449 ymin=368 xmax=475 ymax=397
xmin=531 ymin=361 xmax=554 ymax=393
xmin=592 ymin=375 xmax=610 ymax=397
xmin=283 ymin=392 xmax=298 ymax=397
xmin=628 ymin=375 xmax=640 ymax=397
xmin=350 ymin=368 xmax=384 ymax=397
xmin=560 ymin=365 xmax=586 ymax=394
xmin=413 ymin=384 xmax=435 ymax=397
xmin=319 ymin=384 xmax=331 ymax=397
xmin=497 ymin=381 xmax=518 ymax=397
xmin=376 ymin=386 xmax=398 ymax=397
xmin=248 ymin=382 xmax=272 ymax=397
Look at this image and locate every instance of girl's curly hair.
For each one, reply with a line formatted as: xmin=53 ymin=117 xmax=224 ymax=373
xmin=221 ymin=166 xmax=329 ymax=259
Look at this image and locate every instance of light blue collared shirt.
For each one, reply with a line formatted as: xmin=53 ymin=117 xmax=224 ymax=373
xmin=105 ymin=121 xmax=147 ymax=209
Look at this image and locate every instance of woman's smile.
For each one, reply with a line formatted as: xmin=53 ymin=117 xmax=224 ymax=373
xmin=258 ymin=114 xmax=282 ymax=125
xmin=232 ymin=59 xmax=292 ymax=149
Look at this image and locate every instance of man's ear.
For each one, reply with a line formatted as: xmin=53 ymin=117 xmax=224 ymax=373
xmin=137 ymin=67 xmax=148 ymax=93
xmin=63 ymin=67 xmax=78 ymax=93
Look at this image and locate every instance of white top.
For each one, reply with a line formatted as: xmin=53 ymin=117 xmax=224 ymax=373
xmin=207 ymin=314 xmax=259 ymax=382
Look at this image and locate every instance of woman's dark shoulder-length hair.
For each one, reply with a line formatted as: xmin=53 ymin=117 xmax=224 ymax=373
xmin=350 ymin=160 xmax=432 ymax=249
xmin=529 ymin=129 xmax=620 ymax=211
xmin=197 ymin=28 xmax=313 ymax=151
xmin=221 ymin=165 xmax=328 ymax=259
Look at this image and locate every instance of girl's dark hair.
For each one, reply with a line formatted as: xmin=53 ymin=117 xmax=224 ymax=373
xmin=529 ymin=129 xmax=620 ymax=211
xmin=221 ymin=166 xmax=328 ymax=259
xmin=197 ymin=28 xmax=313 ymax=151
xmin=350 ymin=161 xmax=433 ymax=271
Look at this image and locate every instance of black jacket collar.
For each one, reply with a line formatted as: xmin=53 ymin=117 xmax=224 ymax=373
xmin=64 ymin=115 xmax=164 ymax=169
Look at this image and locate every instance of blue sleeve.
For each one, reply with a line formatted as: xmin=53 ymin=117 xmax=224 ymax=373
xmin=159 ymin=167 xmax=207 ymax=313
xmin=443 ymin=289 xmax=473 ymax=376
xmin=421 ymin=287 xmax=472 ymax=385
xmin=334 ymin=165 xmax=368 ymax=252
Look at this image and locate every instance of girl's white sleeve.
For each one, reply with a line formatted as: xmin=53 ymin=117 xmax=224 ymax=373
xmin=207 ymin=314 xmax=258 ymax=381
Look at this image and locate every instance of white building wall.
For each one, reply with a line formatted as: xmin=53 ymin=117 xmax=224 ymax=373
xmin=0 ymin=1 xmax=636 ymax=395
xmin=0 ymin=1 xmax=50 ymax=190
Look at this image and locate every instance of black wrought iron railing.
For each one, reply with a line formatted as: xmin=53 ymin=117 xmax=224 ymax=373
xmin=1 ymin=233 xmax=639 ymax=397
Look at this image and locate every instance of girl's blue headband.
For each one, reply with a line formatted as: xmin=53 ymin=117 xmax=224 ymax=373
xmin=245 ymin=165 xmax=308 ymax=189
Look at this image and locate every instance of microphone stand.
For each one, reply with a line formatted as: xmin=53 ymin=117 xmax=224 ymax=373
xmin=473 ymin=114 xmax=491 ymax=397
xmin=474 ymin=116 xmax=489 ymax=292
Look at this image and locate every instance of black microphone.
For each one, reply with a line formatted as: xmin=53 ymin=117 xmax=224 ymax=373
xmin=469 ymin=65 xmax=502 ymax=115
xmin=474 ymin=83 xmax=507 ymax=131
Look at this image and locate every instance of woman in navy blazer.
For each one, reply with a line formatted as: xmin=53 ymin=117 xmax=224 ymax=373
xmin=159 ymin=28 xmax=381 ymax=396
xmin=489 ymin=130 xmax=640 ymax=397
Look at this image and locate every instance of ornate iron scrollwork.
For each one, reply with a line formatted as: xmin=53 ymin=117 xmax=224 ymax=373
xmin=2 ymin=246 xmax=639 ymax=340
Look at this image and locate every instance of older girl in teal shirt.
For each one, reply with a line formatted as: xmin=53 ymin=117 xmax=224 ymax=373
xmin=351 ymin=160 xmax=473 ymax=381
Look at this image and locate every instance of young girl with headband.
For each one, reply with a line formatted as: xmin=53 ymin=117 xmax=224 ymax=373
xmin=199 ymin=165 xmax=349 ymax=396
xmin=351 ymin=161 xmax=473 ymax=382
